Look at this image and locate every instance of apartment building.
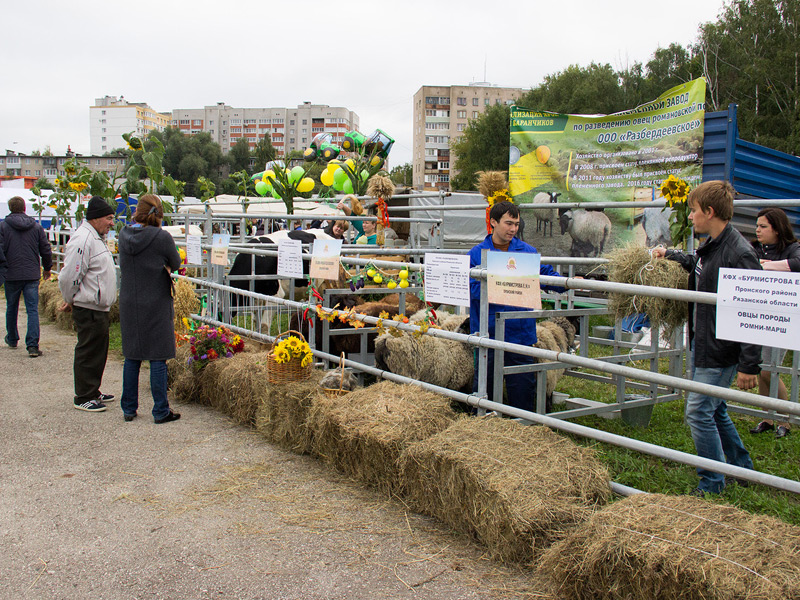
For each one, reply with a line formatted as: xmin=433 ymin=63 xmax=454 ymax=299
xmin=90 ymin=96 xmax=171 ymax=155
xmin=412 ymin=83 xmax=525 ymax=191
xmin=0 ymin=150 xmax=128 ymax=184
xmin=170 ymin=102 xmax=360 ymax=155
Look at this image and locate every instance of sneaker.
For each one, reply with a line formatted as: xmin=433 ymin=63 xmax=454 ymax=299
xmin=154 ymin=411 xmax=181 ymax=424
xmin=776 ymin=425 xmax=791 ymax=439
xmin=74 ymin=400 xmax=107 ymax=412
xmin=749 ymin=420 xmax=774 ymax=434
xmin=27 ymin=346 xmax=42 ymax=358
xmin=98 ymin=393 xmax=115 ymax=402
xmin=123 ymin=413 xmax=137 ymax=422
xmin=4 ymin=336 xmax=17 ymax=348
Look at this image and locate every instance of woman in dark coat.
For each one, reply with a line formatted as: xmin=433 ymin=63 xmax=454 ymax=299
xmin=118 ymin=194 xmax=182 ymax=424
xmin=749 ymin=207 xmax=800 ymax=438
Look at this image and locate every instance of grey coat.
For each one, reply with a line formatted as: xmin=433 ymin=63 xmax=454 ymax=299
xmin=118 ymin=225 xmax=181 ymax=361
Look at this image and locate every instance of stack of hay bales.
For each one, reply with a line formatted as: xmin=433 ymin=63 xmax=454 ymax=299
xmin=254 ymin=370 xmax=324 ymax=454
xmin=606 ymin=245 xmax=688 ymax=332
xmin=173 ymin=279 xmax=199 ymax=334
xmin=196 ymin=353 xmax=273 ymax=425
xmin=38 ymin=278 xmax=120 ymax=331
xmin=400 ymin=416 xmax=611 ymax=563
xmin=167 ymin=345 xmax=199 ymax=402
xmin=307 ymin=381 xmax=459 ymax=493
xmin=540 ymin=493 xmax=800 ymax=600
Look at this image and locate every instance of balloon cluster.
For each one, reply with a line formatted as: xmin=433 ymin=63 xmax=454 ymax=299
xmin=347 ymin=264 xmax=412 ymax=291
xmin=251 ymin=160 xmax=314 ymax=201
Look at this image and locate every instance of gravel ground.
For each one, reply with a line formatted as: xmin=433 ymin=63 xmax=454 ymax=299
xmin=0 ymin=295 xmax=552 ymax=600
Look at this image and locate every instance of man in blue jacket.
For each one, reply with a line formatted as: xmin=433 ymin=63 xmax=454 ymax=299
xmin=0 ymin=196 xmax=52 ymax=357
xmin=469 ymin=201 xmax=562 ymax=413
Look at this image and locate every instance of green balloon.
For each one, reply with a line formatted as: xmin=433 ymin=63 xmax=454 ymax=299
xmin=272 ymin=189 xmax=281 ymax=199
xmin=333 ymin=167 xmax=348 ymax=188
xmin=290 ymin=166 xmax=305 ymax=183
xmin=360 ymin=169 xmax=369 ymax=182
xmin=254 ymin=181 xmax=268 ymax=196
xmin=342 ymin=179 xmax=354 ymax=194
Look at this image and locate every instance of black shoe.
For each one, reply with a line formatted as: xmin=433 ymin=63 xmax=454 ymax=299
xmin=27 ymin=346 xmax=43 ymax=358
xmin=98 ymin=393 xmax=115 ymax=402
xmin=725 ymin=475 xmax=750 ymax=488
xmin=154 ymin=411 xmax=181 ymax=424
xmin=749 ymin=420 xmax=774 ymax=434
xmin=123 ymin=413 xmax=137 ymax=422
xmin=4 ymin=336 xmax=17 ymax=348
xmin=686 ymin=487 xmax=706 ymax=498
xmin=776 ymin=425 xmax=791 ymax=439
xmin=74 ymin=400 xmax=107 ymax=412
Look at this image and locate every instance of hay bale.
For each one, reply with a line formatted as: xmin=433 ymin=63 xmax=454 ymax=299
xmin=607 ymin=245 xmax=688 ymax=332
xmin=198 ymin=352 xmax=271 ymax=425
xmin=399 ymin=417 xmax=611 ymax=563
xmin=540 ymin=493 xmax=800 ymax=600
xmin=168 ymin=346 xmax=203 ymax=404
xmin=38 ymin=279 xmax=61 ymax=321
xmin=254 ymin=370 xmax=325 ymax=454
xmin=174 ymin=279 xmax=199 ymax=333
xmin=307 ymin=381 xmax=459 ymax=493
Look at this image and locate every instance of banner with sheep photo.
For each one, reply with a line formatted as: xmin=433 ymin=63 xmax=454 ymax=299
xmin=508 ymin=78 xmax=706 ymax=265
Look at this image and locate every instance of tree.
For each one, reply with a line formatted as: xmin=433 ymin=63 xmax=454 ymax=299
xmin=450 ymin=103 xmax=513 ymax=191
xmin=253 ymin=134 xmax=277 ymax=170
xmin=148 ymin=127 xmax=224 ymax=196
xmin=389 ymin=163 xmax=412 ymax=186
xmin=34 ymin=176 xmax=52 ymax=189
xmin=228 ymin=138 xmax=252 ymax=174
xmin=518 ymin=63 xmax=627 ymax=115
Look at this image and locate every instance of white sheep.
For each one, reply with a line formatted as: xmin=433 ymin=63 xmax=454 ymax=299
xmin=532 ymin=192 xmax=560 ymax=236
xmin=641 ymin=206 xmax=673 ymax=248
xmin=534 ymin=316 xmax=577 ymax=410
xmin=558 ymin=208 xmax=612 ymax=257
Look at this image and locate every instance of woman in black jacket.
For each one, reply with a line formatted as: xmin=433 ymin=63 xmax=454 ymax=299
xmin=749 ymin=207 xmax=800 ymax=438
xmin=118 ymin=194 xmax=182 ymax=424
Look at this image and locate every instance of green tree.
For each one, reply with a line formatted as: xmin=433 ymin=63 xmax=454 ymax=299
xmin=450 ymin=103 xmax=513 ymax=190
xmin=148 ymin=127 xmax=224 ymax=196
xmin=34 ymin=176 xmax=52 ymax=189
xmin=389 ymin=163 xmax=412 ymax=186
xmin=228 ymin=138 xmax=252 ymax=174
xmin=253 ymin=134 xmax=276 ymax=170
xmin=519 ymin=63 xmax=627 ymax=115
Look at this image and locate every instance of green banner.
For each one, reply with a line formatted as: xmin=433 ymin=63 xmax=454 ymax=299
xmin=508 ymin=79 xmax=706 ymax=257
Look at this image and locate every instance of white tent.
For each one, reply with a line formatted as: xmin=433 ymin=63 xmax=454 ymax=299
xmin=177 ymin=195 xmax=344 ymax=218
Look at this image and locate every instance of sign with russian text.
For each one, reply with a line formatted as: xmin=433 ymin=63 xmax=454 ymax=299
xmin=310 ymin=238 xmax=342 ymax=280
xmin=277 ymin=239 xmax=303 ymax=278
xmin=508 ymin=78 xmax=706 ymax=258
xmin=186 ymin=235 xmax=202 ymax=265
xmin=424 ymin=253 xmax=470 ymax=307
xmin=716 ymin=268 xmax=800 ymax=350
xmin=210 ymin=233 xmax=230 ymax=266
xmin=487 ymin=251 xmax=542 ymax=309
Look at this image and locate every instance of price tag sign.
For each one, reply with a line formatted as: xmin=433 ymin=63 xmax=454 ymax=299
xmin=210 ymin=233 xmax=230 ymax=266
xmin=310 ymin=239 xmax=343 ymax=280
xmin=487 ymin=251 xmax=542 ymax=309
xmin=277 ymin=238 xmax=303 ymax=278
xmin=424 ymin=253 xmax=470 ymax=307
xmin=186 ymin=235 xmax=202 ymax=265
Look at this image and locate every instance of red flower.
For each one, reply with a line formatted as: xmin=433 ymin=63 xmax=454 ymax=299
xmin=207 ymin=348 xmax=218 ymax=360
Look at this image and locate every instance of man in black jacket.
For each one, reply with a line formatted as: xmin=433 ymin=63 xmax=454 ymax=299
xmin=0 ymin=196 xmax=52 ymax=357
xmin=653 ymin=181 xmax=760 ymax=496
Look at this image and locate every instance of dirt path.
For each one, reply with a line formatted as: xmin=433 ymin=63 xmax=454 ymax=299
xmin=0 ymin=295 xmax=549 ymax=600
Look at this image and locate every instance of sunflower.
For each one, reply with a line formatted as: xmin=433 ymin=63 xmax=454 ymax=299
xmin=486 ymin=189 xmax=513 ymax=207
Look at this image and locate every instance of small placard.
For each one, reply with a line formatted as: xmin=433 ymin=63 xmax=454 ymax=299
xmin=210 ymin=233 xmax=230 ymax=266
xmin=424 ymin=253 xmax=470 ymax=307
xmin=277 ymin=238 xmax=304 ymax=278
xmin=106 ymin=230 xmax=117 ymax=253
xmin=186 ymin=234 xmax=202 ymax=265
xmin=487 ymin=251 xmax=542 ymax=309
xmin=716 ymin=268 xmax=800 ymax=350
xmin=310 ymin=238 xmax=343 ymax=280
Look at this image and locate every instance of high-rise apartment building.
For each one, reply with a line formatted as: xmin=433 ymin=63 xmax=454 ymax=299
xmin=90 ymin=96 xmax=171 ymax=155
xmin=170 ymin=102 xmax=360 ymax=156
xmin=0 ymin=150 xmax=128 ymax=184
xmin=412 ymin=83 xmax=525 ymax=191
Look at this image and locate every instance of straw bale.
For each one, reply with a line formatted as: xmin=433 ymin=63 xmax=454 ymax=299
xmin=307 ymin=381 xmax=459 ymax=493
xmin=607 ymin=245 xmax=688 ymax=331
xmin=254 ymin=369 xmax=325 ymax=454
xmin=540 ymin=493 xmax=800 ymax=600
xmin=173 ymin=279 xmax=199 ymax=333
xmin=399 ymin=417 xmax=611 ymax=564
xmin=168 ymin=346 xmax=203 ymax=404
xmin=198 ymin=352 xmax=271 ymax=425
xmin=38 ymin=279 xmax=62 ymax=321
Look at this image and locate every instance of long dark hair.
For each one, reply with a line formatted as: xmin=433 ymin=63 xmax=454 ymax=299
xmin=757 ymin=207 xmax=797 ymax=251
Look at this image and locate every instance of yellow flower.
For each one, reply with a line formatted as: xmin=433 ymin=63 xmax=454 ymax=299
xmin=301 ymin=354 xmax=313 ymax=368
xmin=487 ymin=189 xmax=512 ymax=207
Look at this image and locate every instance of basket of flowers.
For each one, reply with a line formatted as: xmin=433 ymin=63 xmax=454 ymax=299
xmin=185 ymin=324 xmax=245 ymax=370
xmin=267 ymin=330 xmax=314 ymax=384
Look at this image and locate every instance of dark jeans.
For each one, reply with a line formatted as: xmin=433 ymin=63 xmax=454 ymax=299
xmin=72 ymin=306 xmax=110 ymax=403
xmin=4 ymin=280 xmax=40 ymax=349
xmin=474 ymin=349 xmax=537 ymax=413
xmin=121 ymin=358 xmax=171 ymax=420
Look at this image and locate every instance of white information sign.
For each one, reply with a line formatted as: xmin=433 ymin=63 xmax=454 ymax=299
xmin=210 ymin=233 xmax=230 ymax=266
xmin=186 ymin=234 xmax=202 ymax=265
xmin=277 ymin=238 xmax=303 ymax=278
xmin=716 ymin=268 xmax=800 ymax=351
xmin=310 ymin=238 xmax=343 ymax=280
xmin=424 ymin=253 xmax=470 ymax=307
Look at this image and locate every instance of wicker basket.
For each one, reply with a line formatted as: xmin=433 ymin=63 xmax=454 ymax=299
xmin=267 ymin=330 xmax=313 ymax=384
xmin=323 ymin=353 xmax=351 ymax=397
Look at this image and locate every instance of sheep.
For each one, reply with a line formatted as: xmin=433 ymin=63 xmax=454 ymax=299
xmin=558 ymin=208 xmax=612 ymax=257
xmin=641 ymin=206 xmax=673 ymax=248
xmin=532 ymin=192 xmax=561 ymax=236
xmin=534 ymin=316 xmax=578 ymax=411
xmin=374 ymin=311 xmax=474 ymax=394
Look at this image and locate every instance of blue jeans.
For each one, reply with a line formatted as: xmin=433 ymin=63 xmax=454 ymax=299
xmin=4 ymin=280 xmax=40 ymax=349
xmin=121 ymin=358 xmax=171 ymax=420
xmin=685 ymin=365 xmax=754 ymax=493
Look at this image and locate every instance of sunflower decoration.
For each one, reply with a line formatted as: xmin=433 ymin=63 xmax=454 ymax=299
xmin=659 ymin=174 xmax=693 ymax=248
xmin=477 ymin=171 xmax=512 ymax=234
xmin=271 ymin=335 xmax=313 ymax=365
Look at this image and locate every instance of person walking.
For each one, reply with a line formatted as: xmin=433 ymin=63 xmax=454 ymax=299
xmin=748 ymin=207 xmax=800 ymax=439
xmin=117 ymin=194 xmax=182 ymax=424
xmin=0 ymin=196 xmax=52 ymax=357
xmin=58 ymin=196 xmax=118 ymax=412
xmin=653 ymin=181 xmax=760 ymax=496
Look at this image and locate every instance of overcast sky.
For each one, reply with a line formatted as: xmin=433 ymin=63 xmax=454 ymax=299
xmin=2 ymin=0 xmax=726 ymax=168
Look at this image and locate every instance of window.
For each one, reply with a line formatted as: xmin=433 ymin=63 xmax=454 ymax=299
xmin=425 ymin=122 xmax=448 ymax=130
xmin=193 ymin=119 xmax=202 ymax=126
xmin=244 ymin=119 xmax=256 ymax=124
xmin=289 ymin=138 xmax=295 ymax=144
xmin=438 ymin=162 xmax=449 ymax=170
xmin=472 ymin=98 xmax=479 ymax=106
xmin=102 ymin=136 xmax=106 ymax=141
xmin=457 ymin=97 xmax=466 ymax=106
xmin=290 ymin=120 xmax=295 ymax=125
xmin=179 ymin=119 xmax=190 ymax=125
xmin=258 ymin=119 xmax=269 ymax=124
xmin=108 ymin=159 xmax=116 ymax=165
xmin=302 ymin=119 xmax=307 ymax=125
xmin=457 ymin=123 xmax=465 ymax=131
xmin=102 ymin=128 xmax=106 ymax=133
xmin=95 ymin=159 xmax=100 ymax=165
xmin=312 ymin=127 xmax=323 ymax=132
xmin=273 ymin=119 xmax=284 ymax=124
xmin=302 ymin=128 xmax=307 ymax=134
xmin=473 ymin=111 xmax=479 ymax=119
xmin=45 ymin=168 xmax=57 ymax=176
xmin=456 ymin=110 xmax=466 ymax=118
xmin=302 ymin=137 xmax=307 ymax=143
xmin=485 ymin=98 xmax=490 ymax=105
xmin=231 ymin=119 xmax=241 ymax=124
xmin=101 ymin=110 xmax=106 ymax=115
xmin=424 ymin=148 xmax=436 ymax=157
xmin=25 ymin=170 xmax=30 ymax=175
xmin=35 ymin=170 xmax=41 ymax=176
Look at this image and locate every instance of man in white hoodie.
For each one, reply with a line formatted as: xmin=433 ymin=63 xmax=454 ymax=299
xmin=59 ymin=197 xmax=118 ymax=412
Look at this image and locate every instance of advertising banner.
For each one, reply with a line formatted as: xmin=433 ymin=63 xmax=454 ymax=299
xmin=508 ymin=79 xmax=706 ymax=261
